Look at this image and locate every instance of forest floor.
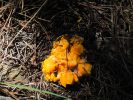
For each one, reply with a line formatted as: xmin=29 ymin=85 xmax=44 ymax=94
xmin=0 ymin=0 xmax=133 ymax=100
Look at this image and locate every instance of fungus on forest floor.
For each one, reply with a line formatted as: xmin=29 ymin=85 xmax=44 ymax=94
xmin=42 ymin=35 xmax=92 ymax=87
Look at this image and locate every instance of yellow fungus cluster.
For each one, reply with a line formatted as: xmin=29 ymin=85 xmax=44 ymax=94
xmin=42 ymin=35 xmax=92 ymax=87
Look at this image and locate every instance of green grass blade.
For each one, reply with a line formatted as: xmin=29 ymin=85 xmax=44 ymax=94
xmin=0 ymin=82 xmax=69 ymax=99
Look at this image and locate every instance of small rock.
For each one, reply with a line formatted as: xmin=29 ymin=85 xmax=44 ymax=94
xmin=0 ymin=96 xmax=14 ymax=100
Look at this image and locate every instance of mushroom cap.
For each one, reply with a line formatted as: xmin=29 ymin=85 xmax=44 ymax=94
xmin=42 ymin=35 xmax=92 ymax=87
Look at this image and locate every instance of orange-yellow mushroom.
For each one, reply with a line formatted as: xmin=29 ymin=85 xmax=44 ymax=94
xmin=42 ymin=35 xmax=92 ymax=87
xmin=70 ymin=43 xmax=84 ymax=55
xmin=42 ymin=55 xmax=58 ymax=74
xmin=68 ymin=53 xmax=78 ymax=68
xmin=59 ymin=71 xmax=74 ymax=87
xmin=84 ymin=63 xmax=92 ymax=74
xmin=77 ymin=64 xmax=86 ymax=77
